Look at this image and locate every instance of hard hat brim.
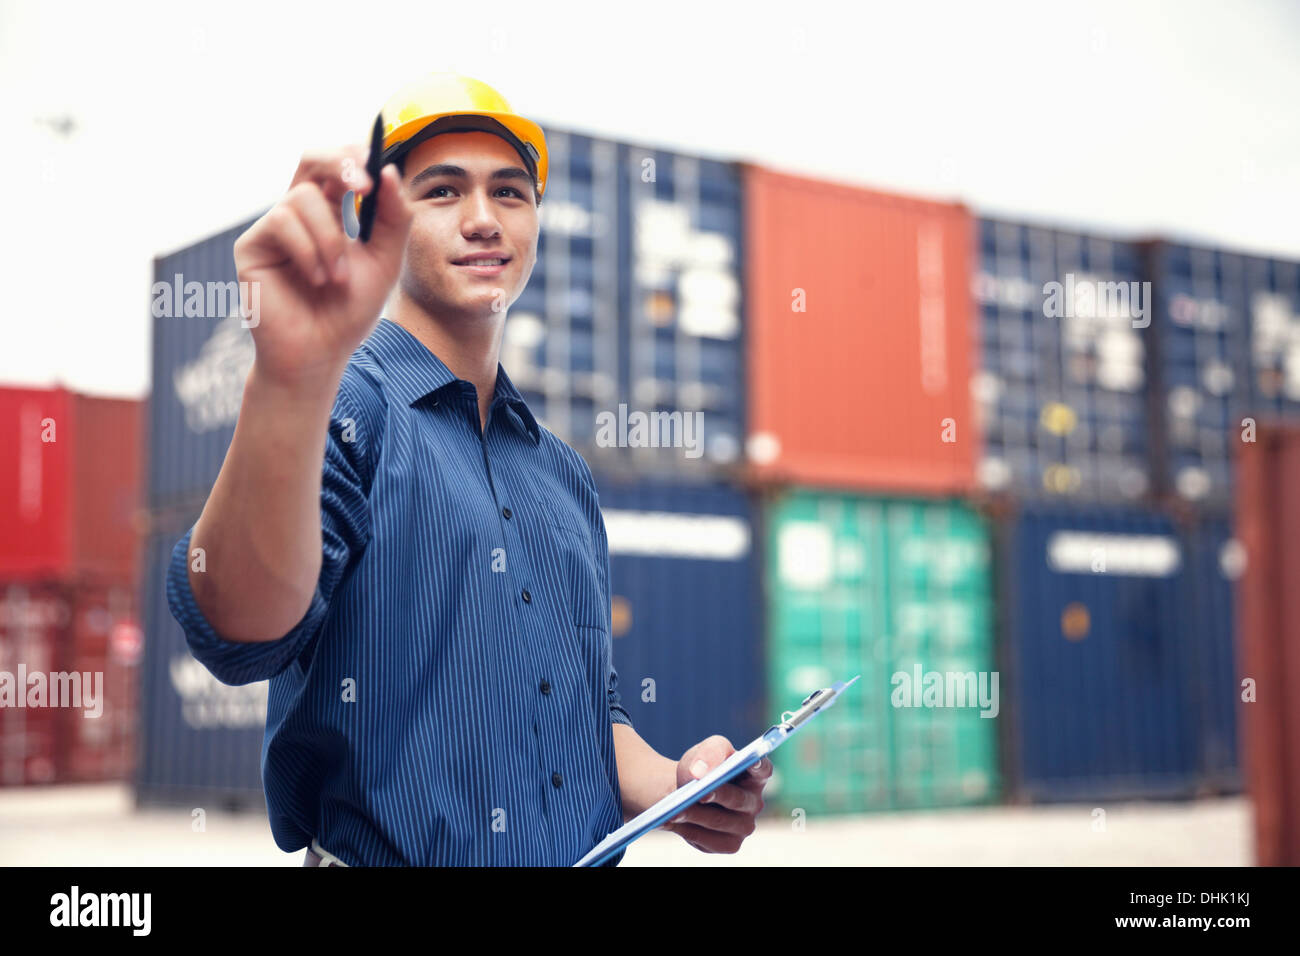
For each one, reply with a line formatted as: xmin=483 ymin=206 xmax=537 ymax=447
xmin=385 ymin=110 xmax=548 ymax=197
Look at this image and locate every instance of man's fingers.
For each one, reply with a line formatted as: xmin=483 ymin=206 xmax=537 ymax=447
xmin=285 ymin=183 xmax=348 ymax=282
xmin=668 ymin=821 xmax=745 ymax=855
xmin=700 ymin=782 xmax=763 ymax=815
xmin=290 ymin=146 xmax=373 ymax=202
xmin=669 ymin=802 xmax=757 ymax=837
xmin=258 ymin=203 xmax=328 ymax=287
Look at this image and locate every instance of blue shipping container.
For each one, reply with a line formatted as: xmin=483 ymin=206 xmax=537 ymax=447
xmin=999 ymin=505 xmax=1200 ymax=801
xmin=149 ymin=217 xmax=259 ymax=509
xmin=501 ymin=130 xmax=746 ymax=475
xmin=591 ymin=475 xmax=763 ymax=761
xmin=973 ymin=219 xmax=1150 ymax=501
xmin=136 ymin=528 xmax=267 ymax=808
xmin=1146 ymin=241 xmax=1300 ymax=503
xmin=1180 ymin=513 xmax=1243 ymax=792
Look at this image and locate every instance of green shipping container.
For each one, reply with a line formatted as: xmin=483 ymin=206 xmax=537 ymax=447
xmin=766 ymin=492 xmax=999 ymax=814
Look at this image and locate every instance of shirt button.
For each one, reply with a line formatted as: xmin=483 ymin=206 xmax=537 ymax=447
xmin=502 ymin=506 xmax=512 ymax=519
xmin=522 ymin=589 xmax=532 ymax=603
xmin=540 ymin=679 xmax=551 ymax=695
xmin=552 ymin=772 xmax=563 ymax=788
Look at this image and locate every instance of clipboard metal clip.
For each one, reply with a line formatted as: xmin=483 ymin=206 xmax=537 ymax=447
xmin=778 ymin=674 xmax=861 ymax=732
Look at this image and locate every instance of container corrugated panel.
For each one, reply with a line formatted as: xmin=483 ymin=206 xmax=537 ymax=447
xmin=0 ymin=581 xmax=67 ymax=785
xmin=505 ymin=131 xmax=746 ymax=476
xmin=999 ymin=505 xmax=1198 ymax=801
xmin=766 ymin=491 xmax=998 ymax=814
xmin=590 ymin=475 xmax=762 ymax=761
xmin=149 ymin=217 xmax=260 ymax=510
xmin=0 ymin=387 xmax=73 ymax=578
xmin=0 ymin=389 xmax=144 ymax=581
xmin=1235 ymin=423 xmax=1300 ymax=865
xmin=743 ymin=167 xmax=976 ymax=494
xmin=973 ymin=220 xmax=1150 ymax=500
xmin=71 ymin=394 xmax=144 ymax=581
xmin=1180 ymin=513 xmax=1242 ymax=793
xmin=505 ymin=131 xmax=623 ymax=461
xmin=621 ymin=144 xmax=745 ymax=474
xmin=136 ymin=529 xmax=266 ymax=808
xmin=58 ymin=579 xmax=141 ymax=783
xmin=1146 ymin=243 xmax=1300 ymax=504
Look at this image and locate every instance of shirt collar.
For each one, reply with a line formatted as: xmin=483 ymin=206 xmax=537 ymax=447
xmin=365 ymin=317 xmax=540 ymax=445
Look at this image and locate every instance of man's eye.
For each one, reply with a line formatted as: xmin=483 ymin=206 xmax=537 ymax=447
xmin=497 ymin=187 xmax=524 ymax=199
xmin=423 ymin=185 xmax=453 ymax=199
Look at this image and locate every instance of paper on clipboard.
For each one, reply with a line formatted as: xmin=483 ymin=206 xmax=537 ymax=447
xmin=575 ymin=674 xmax=860 ymax=867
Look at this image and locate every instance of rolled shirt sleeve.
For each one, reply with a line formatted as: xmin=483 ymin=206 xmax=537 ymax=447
xmin=165 ymin=378 xmax=376 ymax=686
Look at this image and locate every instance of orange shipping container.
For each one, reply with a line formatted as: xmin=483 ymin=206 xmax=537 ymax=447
xmin=742 ymin=167 xmax=977 ymax=493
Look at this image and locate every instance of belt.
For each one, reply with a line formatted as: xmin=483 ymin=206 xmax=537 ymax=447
xmin=302 ymin=837 xmax=350 ymax=867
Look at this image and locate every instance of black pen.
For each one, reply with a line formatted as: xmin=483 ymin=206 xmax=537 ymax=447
xmin=358 ymin=113 xmax=384 ymax=243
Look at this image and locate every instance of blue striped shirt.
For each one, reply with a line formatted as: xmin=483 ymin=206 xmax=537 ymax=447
xmin=166 ymin=317 xmax=632 ymax=866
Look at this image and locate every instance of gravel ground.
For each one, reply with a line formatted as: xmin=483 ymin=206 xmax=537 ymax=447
xmin=0 ymin=783 xmax=1252 ymax=866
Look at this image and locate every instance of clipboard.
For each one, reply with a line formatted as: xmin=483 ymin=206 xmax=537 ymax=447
xmin=575 ymin=674 xmax=861 ymax=866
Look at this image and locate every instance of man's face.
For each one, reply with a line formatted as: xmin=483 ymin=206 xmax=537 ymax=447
xmin=397 ymin=131 xmax=540 ymax=323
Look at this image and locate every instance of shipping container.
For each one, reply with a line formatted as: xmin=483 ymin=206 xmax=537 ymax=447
xmin=590 ymin=475 xmax=763 ymax=760
xmin=1179 ymin=512 xmax=1242 ymax=793
xmin=57 ymin=578 xmax=141 ymax=783
xmin=619 ymin=143 xmax=745 ymax=474
xmin=69 ymin=394 xmax=146 ymax=579
xmin=1235 ymin=422 xmax=1300 ymax=865
xmin=765 ymin=491 xmax=998 ymax=814
xmin=0 ymin=582 xmax=66 ymax=785
xmin=503 ymin=132 xmax=622 ymax=463
xmin=505 ymin=132 xmax=745 ymax=475
xmin=742 ymin=167 xmax=976 ymax=494
xmin=0 ymin=387 xmax=72 ymax=578
xmin=1146 ymin=242 xmax=1300 ymax=504
xmin=149 ymin=217 xmax=259 ymax=510
xmin=0 ymin=387 xmax=139 ymax=580
xmin=998 ymin=505 xmax=1206 ymax=802
xmin=136 ymin=529 xmax=267 ymax=809
xmin=0 ymin=578 xmax=138 ymax=786
xmin=973 ymin=219 xmax=1150 ymax=501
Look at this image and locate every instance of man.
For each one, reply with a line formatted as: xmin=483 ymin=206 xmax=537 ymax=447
xmin=166 ymin=71 xmax=770 ymax=866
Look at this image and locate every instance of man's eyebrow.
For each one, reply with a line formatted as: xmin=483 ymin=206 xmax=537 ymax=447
xmin=408 ymin=163 xmax=533 ymax=190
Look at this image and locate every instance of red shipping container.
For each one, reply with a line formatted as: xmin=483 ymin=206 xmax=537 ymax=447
xmin=0 ymin=387 xmax=144 ymax=581
xmin=57 ymin=579 xmax=140 ymax=783
xmin=0 ymin=582 xmax=68 ymax=786
xmin=0 ymin=388 xmax=73 ymax=578
xmin=0 ymin=579 xmax=140 ymax=787
xmin=70 ymin=394 xmax=145 ymax=579
xmin=742 ymin=167 xmax=977 ymax=493
xmin=1236 ymin=422 xmax=1300 ymax=866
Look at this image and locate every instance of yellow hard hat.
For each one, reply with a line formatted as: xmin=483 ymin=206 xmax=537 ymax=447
xmin=354 ymin=72 xmax=548 ymax=216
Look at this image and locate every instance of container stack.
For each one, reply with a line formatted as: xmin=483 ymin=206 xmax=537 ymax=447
xmin=741 ymin=167 xmax=997 ymax=811
xmin=139 ymin=217 xmax=268 ymax=809
xmin=0 ymin=387 xmax=143 ymax=786
xmin=132 ymin=123 xmax=1299 ymax=823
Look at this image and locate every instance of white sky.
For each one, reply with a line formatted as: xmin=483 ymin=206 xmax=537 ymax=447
xmin=1 ymin=0 xmax=1297 ymax=398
